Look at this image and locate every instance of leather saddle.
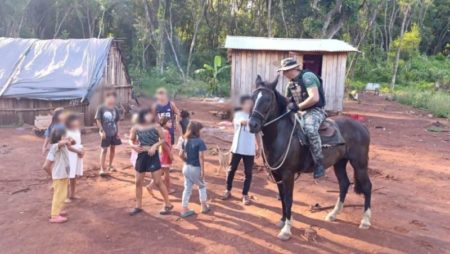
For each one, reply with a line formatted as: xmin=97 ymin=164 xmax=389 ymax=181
xmin=294 ymin=116 xmax=345 ymax=147
xmin=318 ymin=119 xmax=336 ymax=137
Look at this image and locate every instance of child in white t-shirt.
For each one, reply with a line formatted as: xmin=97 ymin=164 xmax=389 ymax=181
xmin=64 ymin=113 xmax=84 ymax=202
xmin=42 ymin=128 xmax=78 ymax=223
xmin=221 ymin=95 xmax=260 ymax=205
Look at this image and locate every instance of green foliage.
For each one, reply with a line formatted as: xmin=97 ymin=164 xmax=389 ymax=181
xmin=130 ymin=64 xmax=228 ymax=98
xmin=394 ymin=88 xmax=450 ymax=118
xmin=390 ymin=24 xmax=421 ymax=59
xmin=194 ymin=55 xmax=230 ymax=96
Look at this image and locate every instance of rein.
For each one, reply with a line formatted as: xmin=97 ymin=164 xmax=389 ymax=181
xmin=252 ymin=87 xmax=296 ymax=172
xmin=259 ymin=115 xmax=296 ymax=171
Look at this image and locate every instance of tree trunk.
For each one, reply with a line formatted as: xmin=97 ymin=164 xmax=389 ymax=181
xmin=321 ymin=0 xmax=343 ymax=38
xmin=279 ymin=0 xmax=288 ymax=36
xmin=166 ymin=0 xmax=185 ymax=80
xmin=157 ymin=0 xmax=166 ymax=74
xmin=391 ymin=5 xmax=411 ymax=90
xmin=186 ymin=0 xmax=207 ymax=76
xmin=347 ymin=2 xmax=382 ymax=77
xmin=267 ymin=0 xmax=272 ymax=37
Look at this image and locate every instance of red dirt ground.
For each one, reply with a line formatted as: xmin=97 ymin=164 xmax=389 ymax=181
xmin=1 ymin=94 xmax=450 ymax=254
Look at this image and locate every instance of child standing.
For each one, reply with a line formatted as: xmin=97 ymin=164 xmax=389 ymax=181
xmin=95 ymin=89 xmax=122 ymax=176
xmin=221 ymin=95 xmax=260 ymax=205
xmin=159 ymin=116 xmax=175 ymax=194
xmin=42 ymin=107 xmax=66 ymax=155
xmin=176 ymin=110 xmax=190 ymax=150
xmin=128 ymin=107 xmax=173 ymax=216
xmin=42 ymin=128 xmax=75 ymax=223
xmin=155 ymin=87 xmax=180 ymax=146
xmin=64 ymin=113 xmax=84 ymax=202
xmin=179 ymin=121 xmax=210 ymax=218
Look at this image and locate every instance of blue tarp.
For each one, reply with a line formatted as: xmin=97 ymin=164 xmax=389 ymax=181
xmin=0 ymin=37 xmax=112 ymax=101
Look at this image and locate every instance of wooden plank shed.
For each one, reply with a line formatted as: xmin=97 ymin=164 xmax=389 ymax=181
xmin=0 ymin=38 xmax=132 ymax=126
xmin=224 ymin=36 xmax=358 ymax=112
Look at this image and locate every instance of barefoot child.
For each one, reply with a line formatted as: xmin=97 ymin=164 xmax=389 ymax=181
xmin=95 ymin=89 xmax=122 ymax=176
xmin=179 ymin=121 xmax=210 ymax=218
xmin=160 ymin=116 xmax=175 ymax=194
xmin=42 ymin=107 xmax=66 ymax=155
xmin=128 ymin=107 xmax=173 ymax=216
xmin=42 ymin=128 xmax=76 ymax=223
xmin=64 ymin=113 xmax=84 ymax=202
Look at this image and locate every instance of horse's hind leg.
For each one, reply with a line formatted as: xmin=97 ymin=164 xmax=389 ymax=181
xmin=325 ymin=159 xmax=350 ymax=222
xmin=350 ymin=158 xmax=372 ymax=229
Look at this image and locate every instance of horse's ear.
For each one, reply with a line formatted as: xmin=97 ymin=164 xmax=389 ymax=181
xmin=268 ymin=75 xmax=279 ymax=90
xmin=255 ymin=74 xmax=263 ymax=87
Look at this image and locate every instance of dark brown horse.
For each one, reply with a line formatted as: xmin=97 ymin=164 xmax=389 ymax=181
xmin=248 ymin=75 xmax=372 ymax=240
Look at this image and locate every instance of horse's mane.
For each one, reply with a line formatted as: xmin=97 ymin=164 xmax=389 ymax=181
xmin=273 ymin=89 xmax=288 ymax=114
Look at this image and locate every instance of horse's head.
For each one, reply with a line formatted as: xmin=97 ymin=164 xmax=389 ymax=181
xmin=249 ymin=74 xmax=279 ymax=133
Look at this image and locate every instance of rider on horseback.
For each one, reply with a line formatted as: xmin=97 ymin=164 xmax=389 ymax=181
xmin=278 ymin=58 xmax=326 ymax=180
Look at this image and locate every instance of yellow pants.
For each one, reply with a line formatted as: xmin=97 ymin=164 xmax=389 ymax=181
xmin=51 ymin=179 xmax=69 ymax=217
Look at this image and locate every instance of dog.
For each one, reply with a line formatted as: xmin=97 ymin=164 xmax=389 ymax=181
xmin=215 ymin=145 xmax=231 ymax=176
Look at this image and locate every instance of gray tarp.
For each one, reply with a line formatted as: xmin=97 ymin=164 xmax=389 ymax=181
xmin=0 ymin=37 xmax=112 ymax=101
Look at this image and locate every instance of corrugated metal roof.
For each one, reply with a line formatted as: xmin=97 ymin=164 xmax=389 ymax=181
xmin=224 ymin=36 xmax=358 ymax=52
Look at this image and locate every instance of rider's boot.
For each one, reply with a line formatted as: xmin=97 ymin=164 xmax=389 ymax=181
xmin=313 ymin=159 xmax=325 ymax=179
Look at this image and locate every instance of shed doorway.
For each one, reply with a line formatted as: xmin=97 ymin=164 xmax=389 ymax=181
xmin=302 ymin=54 xmax=323 ymax=77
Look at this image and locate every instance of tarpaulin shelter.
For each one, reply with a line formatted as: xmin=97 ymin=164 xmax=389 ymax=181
xmin=0 ymin=37 xmax=131 ymax=126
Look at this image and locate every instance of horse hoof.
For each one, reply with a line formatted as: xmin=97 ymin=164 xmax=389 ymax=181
xmin=324 ymin=213 xmax=336 ymax=222
xmin=276 ymin=220 xmax=285 ymax=229
xmin=277 ymin=231 xmax=292 ymax=241
xmin=359 ymin=221 xmax=371 ymax=229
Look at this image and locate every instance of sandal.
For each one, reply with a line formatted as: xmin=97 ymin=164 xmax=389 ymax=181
xmin=221 ymin=190 xmax=231 ymax=200
xmin=99 ymin=170 xmax=109 ymax=177
xmin=242 ymin=195 xmax=251 ymax=205
xmin=159 ymin=204 xmax=174 ymax=215
xmin=49 ymin=215 xmax=68 ymax=223
xmin=109 ymin=166 xmax=117 ymax=172
xmin=129 ymin=208 xmax=143 ymax=216
xmin=201 ymin=206 xmax=211 ymax=214
xmin=59 ymin=210 xmax=68 ymax=216
xmin=180 ymin=210 xmax=195 ymax=218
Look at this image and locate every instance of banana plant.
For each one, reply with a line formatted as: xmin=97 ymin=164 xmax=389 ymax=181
xmin=195 ymin=55 xmax=230 ymax=95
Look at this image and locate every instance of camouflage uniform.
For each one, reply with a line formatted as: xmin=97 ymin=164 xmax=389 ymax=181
xmin=286 ymin=71 xmax=326 ymax=165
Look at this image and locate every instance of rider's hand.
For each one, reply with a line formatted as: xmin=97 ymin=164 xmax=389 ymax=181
xmin=287 ymin=102 xmax=299 ymax=113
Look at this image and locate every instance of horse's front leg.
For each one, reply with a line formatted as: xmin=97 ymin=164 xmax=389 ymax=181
xmin=278 ymin=171 xmax=295 ymax=241
xmin=276 ymin=182 xmax=286 ymax=229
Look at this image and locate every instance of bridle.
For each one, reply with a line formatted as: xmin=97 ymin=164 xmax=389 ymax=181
xmin=251 ymin=86 xmax=291 ymax=127
xmin=250 ymin=86 xmax=297 ymax=174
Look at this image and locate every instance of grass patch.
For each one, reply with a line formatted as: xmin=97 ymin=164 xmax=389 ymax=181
xmin=394 ymin=88 xmax=450 ymax=118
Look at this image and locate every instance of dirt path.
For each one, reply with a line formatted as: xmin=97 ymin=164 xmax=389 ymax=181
xmin=1 ymin=94 xmax=449 ymax=254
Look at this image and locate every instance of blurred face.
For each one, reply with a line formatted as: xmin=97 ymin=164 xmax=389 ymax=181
xmin=282 ymin=69 xmax=299 ymax=80
xmin=166 ymin=121 xmax=173 ymax=129
xmin=156 ymin=90 xmax=168 ymax=103
xmin=68 ymin=119 xmax=80 ymax=130
xmin=144 ymin=112 xmax=154 ymax=123
xmin=105 ymin=93 xmax=116 ymax=106
xmin=242 ymin=99 xmax=254 ymax=113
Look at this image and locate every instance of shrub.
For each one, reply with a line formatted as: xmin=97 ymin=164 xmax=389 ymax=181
xmin=394 ymin=88 xmax=450 ymax=118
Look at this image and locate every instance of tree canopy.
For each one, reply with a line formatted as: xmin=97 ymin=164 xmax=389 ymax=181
xmin=0 ymin=0 xmax=448 ymax=88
